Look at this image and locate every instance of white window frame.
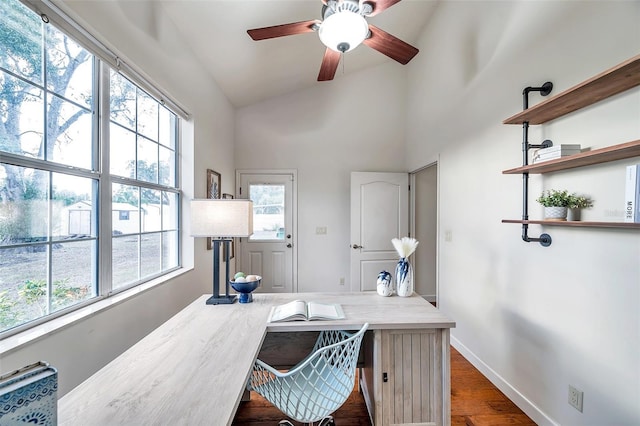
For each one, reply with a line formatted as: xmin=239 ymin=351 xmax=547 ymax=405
xmin=0 ymin=0 xmax=187 ymax=338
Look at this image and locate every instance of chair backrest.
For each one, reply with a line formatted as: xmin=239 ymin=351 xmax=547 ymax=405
xmin=249 ymin=323 xmax=369 ymax=423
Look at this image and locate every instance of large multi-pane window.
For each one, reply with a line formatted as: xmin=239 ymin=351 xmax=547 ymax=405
xmin=0 ymin=0 xmax=180 ymax=334
xmin=109 ymin=71 xmax=179 ymax=289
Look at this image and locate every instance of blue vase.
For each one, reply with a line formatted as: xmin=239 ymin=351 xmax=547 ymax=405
xmin=395 ymin=258 xmax=414 ymax=297
xmin=376 ymin=270 xmax=393 ymax=296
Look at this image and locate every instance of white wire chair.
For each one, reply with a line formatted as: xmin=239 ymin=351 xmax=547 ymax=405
xmin=248 ymin=323 xmax=369 ymax=425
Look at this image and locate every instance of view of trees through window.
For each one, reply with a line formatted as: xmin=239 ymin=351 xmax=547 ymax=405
xmin=0 ymin=0 xmax=180 ymax=333
xmin=249 ymin=184 xmax=285 ymax=240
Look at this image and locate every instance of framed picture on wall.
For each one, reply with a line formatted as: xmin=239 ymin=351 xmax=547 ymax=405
xmin=206 ymin=169 xmax=221 ymax=250
xmin=207 ymin=169 xmax=221 ymax=200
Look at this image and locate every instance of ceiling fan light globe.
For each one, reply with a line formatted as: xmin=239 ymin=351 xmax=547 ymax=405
xmin=319 ymin=10 xmax=368 ymax=53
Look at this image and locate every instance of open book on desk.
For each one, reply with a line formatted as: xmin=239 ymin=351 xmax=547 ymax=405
xmin=269 ymin=300 xmax=345 ymax=322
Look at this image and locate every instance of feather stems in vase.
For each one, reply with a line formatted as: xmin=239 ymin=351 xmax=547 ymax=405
xmin=392 ymin=237 xmax=419 ymax=258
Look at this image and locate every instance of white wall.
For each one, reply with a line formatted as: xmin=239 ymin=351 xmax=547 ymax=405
xmin=406 ymin=1 xmax=640 ymax=425
xmin=235 ymin=63 xmax=408 ymax=292
xmin=0 ymin=0 xmax=236 ymax=396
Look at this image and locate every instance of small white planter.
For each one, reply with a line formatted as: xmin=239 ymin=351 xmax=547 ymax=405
xmin=544 ymin=206 xmax=567 ymax=221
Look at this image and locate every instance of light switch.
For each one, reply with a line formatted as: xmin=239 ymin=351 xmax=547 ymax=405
xmin=316 ymin=226 xmax=327 ymax=235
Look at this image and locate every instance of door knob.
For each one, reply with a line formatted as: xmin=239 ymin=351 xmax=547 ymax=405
xmin=286 ymin=243 xmax=292 ymax=248
xmin=352 ymin=244 xmax=362 ymax=249
xmin=286 ymin=234 xmax=292 ymax=239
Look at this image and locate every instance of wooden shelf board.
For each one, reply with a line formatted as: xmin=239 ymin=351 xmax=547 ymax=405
xmin=502 ymin=139 xmax=640 ymax=174
xmin=503 ymin=54 xmax=640 ymax=125
xmin=502 ymin=219 xmax=640 ymax=229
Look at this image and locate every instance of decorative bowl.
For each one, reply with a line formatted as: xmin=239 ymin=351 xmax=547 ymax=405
xmin=230 ymin=276 xmax=261 ymax=303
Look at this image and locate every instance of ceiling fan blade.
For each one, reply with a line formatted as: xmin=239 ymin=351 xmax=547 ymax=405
xmin=318 ymin=48 xmax=341 ymax=81
xmin=247 ymin=20 xmax=320 ymax=41
xmin=361 ymin=0 xmax=402 ymax=16
xmin=363 ymin=24 xmax=419 ymax=64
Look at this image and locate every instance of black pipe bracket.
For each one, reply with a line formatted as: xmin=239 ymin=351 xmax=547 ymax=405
xmin=519 ymin=82 xmax=554 ymax=246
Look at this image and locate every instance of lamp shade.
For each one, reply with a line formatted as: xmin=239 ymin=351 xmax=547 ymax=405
xmin=319 ymin=10 xmax=369 ymax=53
xmin=190 ymin=199 xmax=254 ymax=238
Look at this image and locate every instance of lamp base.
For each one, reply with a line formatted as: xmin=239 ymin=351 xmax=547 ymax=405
xmin=206 ymin=295 xmax=237 ymax=305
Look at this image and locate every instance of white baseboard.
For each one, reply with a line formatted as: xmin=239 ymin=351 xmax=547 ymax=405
xmin=450 ymin=335 xmax=559 ymax=426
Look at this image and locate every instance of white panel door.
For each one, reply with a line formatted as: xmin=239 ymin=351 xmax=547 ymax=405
xmin=237 ymin=171 xmax=296 ymax=293
xmin=350 ymin=172 xmax=408 ymax=292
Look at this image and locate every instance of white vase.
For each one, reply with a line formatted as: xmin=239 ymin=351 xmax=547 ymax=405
xmin=376 ymin=271 xmax=393 ymax=297
xmin=395 ymin=258 xmax=414 ymax=297
xmin=544 ymin=206 xmax=567 ymax=221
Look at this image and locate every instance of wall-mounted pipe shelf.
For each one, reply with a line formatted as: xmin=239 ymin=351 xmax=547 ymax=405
xmin=502 ymin=54 xmax=640 ymax=246
xmin=503 ymin=54 xmax=640 ymax=125
xmin=502 ymin=220 xmax=640 ymax=229
xmin=503 ymin=139 xmax=640 ymax=175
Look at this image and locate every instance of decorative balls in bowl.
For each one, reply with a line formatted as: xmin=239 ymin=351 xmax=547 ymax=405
xmin=230 ymin=272 xmax=261 ymax=303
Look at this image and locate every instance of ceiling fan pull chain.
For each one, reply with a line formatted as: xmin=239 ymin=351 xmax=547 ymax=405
xmin=341 ymin=52 xmax=345 ymax=75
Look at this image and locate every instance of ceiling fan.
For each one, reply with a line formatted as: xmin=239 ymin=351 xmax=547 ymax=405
xmin=247 ymin=0 xmax=419 ymax=82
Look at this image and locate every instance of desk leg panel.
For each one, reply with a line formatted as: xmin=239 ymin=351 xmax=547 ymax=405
xmin=441 ymin=329 xmax=451 ymax=426
xmin=374 ymin=328 xmax=449 ymax=426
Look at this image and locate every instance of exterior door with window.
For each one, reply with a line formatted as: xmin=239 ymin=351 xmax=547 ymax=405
xmin=236 ymin=171 xmax=296 ymax=293
xmin=350 ymin=172 xmax=408 ymax=292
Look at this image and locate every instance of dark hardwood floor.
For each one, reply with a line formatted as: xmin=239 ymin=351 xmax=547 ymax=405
xmin=449 ymin=348 xmax=536 ymax=426
xmin=233 ymin=347 xmax=537 ymax=425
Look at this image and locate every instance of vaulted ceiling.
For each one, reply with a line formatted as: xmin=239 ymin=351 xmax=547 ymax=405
xmin=140 ymin=1 xmax=438 ymax=107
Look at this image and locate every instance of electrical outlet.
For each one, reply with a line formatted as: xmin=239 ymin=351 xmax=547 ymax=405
xmin=568 ymin=385 xmax=583 ymax=412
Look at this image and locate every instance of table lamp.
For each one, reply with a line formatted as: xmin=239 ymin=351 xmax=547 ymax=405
xmin=190 ymin=199 xmax=254 ymax=305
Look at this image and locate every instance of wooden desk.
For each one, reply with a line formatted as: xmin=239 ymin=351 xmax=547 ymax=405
xmin=58 ymin=293 xmax=454 ymax=425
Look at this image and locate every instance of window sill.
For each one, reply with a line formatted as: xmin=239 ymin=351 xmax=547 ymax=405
xmin=0 ymin=267 xmax=193 ymax=355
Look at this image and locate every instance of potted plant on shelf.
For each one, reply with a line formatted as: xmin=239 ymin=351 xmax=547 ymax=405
xmin=567 ymin=194 xmax=594 ymax=221
xmin=536 ymin=189 xmax=572 ymax=221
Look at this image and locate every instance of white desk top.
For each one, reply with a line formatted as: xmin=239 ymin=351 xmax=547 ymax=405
xmin=58 ymin=292 xmax=454 ymax=426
